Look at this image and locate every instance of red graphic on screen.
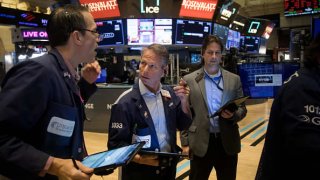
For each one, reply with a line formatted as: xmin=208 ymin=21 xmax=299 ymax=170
xmin=79 ymin=0 xmax=120 ymax=19
xmin=179 ymin=0 xmax=218 ymax=20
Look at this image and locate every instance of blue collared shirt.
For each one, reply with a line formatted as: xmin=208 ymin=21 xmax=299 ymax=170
xmin=139 ymin=80 xmax=171 ymax=152
xmin=204 ymin=69 xmax=223 ymax=133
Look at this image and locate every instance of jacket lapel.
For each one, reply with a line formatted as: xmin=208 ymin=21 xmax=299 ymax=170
xmin=132 ymin=84 xmax=157 ymax=137
xmin=195 ymin=69 xmax=209 ymax=107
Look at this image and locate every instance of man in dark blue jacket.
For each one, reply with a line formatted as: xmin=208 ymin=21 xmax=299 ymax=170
xmin=108 ymin=44 xmax=192 ymax=180
xmin=0 ymin=5 xmax=101 ymax=179
xmin=256 ymin=34 xmax=320 ymax=180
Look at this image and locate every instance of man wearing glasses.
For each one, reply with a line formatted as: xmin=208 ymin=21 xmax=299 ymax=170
xmin=0 ymin=5 xmax=101 ymax=179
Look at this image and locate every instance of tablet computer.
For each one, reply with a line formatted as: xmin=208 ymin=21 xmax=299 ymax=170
xmin=139 ymin=150 xmax=188 ymax=158
xmin=211 ymin=96 xmax=249 ymax=117
xmin=82 ymin=142 xmax=145 ymax=173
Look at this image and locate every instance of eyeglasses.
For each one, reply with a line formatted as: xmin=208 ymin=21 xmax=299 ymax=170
xmin=78 ymin=29 xmax=103 ymax=41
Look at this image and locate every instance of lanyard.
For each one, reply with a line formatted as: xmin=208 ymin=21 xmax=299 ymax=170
xmin=206 ymin=73 xmax=223 ymax=91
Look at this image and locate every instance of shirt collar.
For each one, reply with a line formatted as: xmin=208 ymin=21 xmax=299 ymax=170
xmin=204 ymin=68 xmax=221 ymax=79
xmin=139 ymin=79 xmax=162 ymax=96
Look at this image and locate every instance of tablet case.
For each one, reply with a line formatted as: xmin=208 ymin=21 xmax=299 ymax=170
xmin=211 ymin=96 xmax=249 ymax=117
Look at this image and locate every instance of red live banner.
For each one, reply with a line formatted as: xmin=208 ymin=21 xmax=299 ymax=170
xmin=79 ymin=0 xmax=120 ymax=19
xmin=179 ymin=0 xmax=218 ymax=20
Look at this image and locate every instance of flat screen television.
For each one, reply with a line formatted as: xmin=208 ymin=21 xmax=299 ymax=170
xmin=96 ymin=19 xmax=125 ymax=46
xmin=312 ymin=17 xmax=320 ymax=39
xmin=229 ymin=14 xmax=248 ymax=33
xmin=242 ymin=19 xmax=267 ymax=37
xmin=226 ymin=29 xmax=240 ymax=50
xmin=212 ymin=23 xmax=229 ymax=48
xmin=261 ymin=22 xmax=275 ymax=39
xmin=127 ymin=19 xmax=172 ymax=45
xmin=96 ymin=68 xmax=107 ymax=83
xmin=175 ymin=19 xmax=212 ymax=46
xmin=190 ymin=52 xmax=202 ymax=64
xmin=214 ymin=1 xmax=240 ymax=27
xmin=240 ymin=36 xmax=260 ymax=53
xmin=284 ymin=0 xmax=320 ymax=17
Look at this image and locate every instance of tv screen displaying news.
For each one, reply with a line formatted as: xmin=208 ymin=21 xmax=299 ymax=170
xmin=175 ymin=19 xmax=212 ymax=46
xmin=96 ymin=19 xmax=125 ymax=46
xmin=127 ymin=19 xmax=172 ymax=45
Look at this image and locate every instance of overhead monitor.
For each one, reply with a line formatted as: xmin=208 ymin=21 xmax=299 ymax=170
xmin=229 ymin=14 xmax=248 ymax=33
xmin=175 ymin=19 xmax=212 ymax=46
xmin=212 ymin=23 xmax=229 ymax=48
xmin=226 ymin=29 xmax=240 ymax=50
xmin=261 ymin=22 xmax=275 ymax=39
xmin=127 ymin=19 xmax=172 ymax=45
xmin=240 ymin=36 xmax=260 ymax=53
xmin=284 ymin=0 xmax=320 ymax=17
xmin=96 ymin=19 xmax=125 ymax=46
xmin=214 ymin=1 xmax=240 ymax=27
xmin=242 ymin=18 xmax=267 ymax=37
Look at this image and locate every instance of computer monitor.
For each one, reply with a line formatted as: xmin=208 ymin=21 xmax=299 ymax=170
xmin=174 ymin=19 xmax=212 ymax=46
xmin=190 ymin=52 xmax=202 ymax=64
xmin=127 ymin=18 xmax=172 ymax=45
xmin=96 ymin=68 xmax=107 ymax=83
xmin=212 ymin=23 xmax=229 ymax=48
xmin=240 ymin=36 xmax=260 ymax=53
xmin=226 ymin=29 xmax=240 ymax=50
xmin=96 ymin=19 xmax=125 ymax=46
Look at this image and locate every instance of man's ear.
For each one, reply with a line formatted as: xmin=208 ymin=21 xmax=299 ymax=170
xmin=72 ymin=31 xmax=83 ymax=45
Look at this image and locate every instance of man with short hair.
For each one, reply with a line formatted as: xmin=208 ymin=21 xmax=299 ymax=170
xmin=108 ymin=44 xmax=192 ymax=180
xmin=0 ymin=5 xmax=101 ymax=179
